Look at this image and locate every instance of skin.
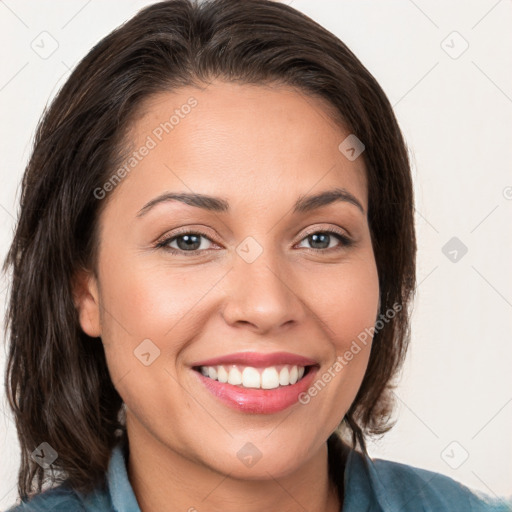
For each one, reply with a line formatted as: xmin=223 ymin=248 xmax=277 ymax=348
xmin=74 ymin=80 xmax=380 ymax=512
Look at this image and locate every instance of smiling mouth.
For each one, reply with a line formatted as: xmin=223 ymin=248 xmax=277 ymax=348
xmin=192 ymin=364 xmax=314 ymax=390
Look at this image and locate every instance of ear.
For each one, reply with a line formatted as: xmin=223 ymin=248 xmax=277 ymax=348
xmin=72 ymin=268 xmax=102 ymax=338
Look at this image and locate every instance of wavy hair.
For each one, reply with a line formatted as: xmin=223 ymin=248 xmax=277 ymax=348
xmin=2 ymin=0 xmax=416 ymax=501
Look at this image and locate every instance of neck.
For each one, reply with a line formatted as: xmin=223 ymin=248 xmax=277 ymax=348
xmin=125 ymin=420 xmax=343 ymax=512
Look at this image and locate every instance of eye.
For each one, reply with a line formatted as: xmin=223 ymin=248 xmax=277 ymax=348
xmin=296 ymin=228 xmax=353 ymax=252
xmin=155 ymin=230 xmax=216 ymax=256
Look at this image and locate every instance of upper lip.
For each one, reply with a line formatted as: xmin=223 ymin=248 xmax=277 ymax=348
xmin=191 ymin=351 xmax=318 ymax=368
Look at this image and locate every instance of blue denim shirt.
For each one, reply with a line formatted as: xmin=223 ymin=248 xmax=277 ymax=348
xmin=6 ymin=437 xmax=512 ymax=511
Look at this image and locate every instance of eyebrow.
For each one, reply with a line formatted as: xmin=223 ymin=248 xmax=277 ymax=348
xmin=136 ymin=187 xmax=365 ymax=218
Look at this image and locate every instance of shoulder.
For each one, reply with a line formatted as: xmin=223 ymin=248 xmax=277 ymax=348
xmin=4 ymin=481 xmax=112 ymax=512
xmin=364 ymin=455 xmax=512 ymax=511
xmin=370 ymin=459 xmax=512 ymax=512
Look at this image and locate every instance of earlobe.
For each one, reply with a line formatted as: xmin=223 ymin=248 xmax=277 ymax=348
xmin=72 ymin=268 xmax=102 ymax=338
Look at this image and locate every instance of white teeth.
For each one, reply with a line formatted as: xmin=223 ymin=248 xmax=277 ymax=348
xmin=289 ymin=365 xmax=298 ymax=385
xmin=261 ymin=367 xmax=280 ymax=389
xmin=207 ymin=366 xmax=217 ymax=380
xmin=242 ymin=367 xmax=260 ymax=388
xmin=217 ymin=365 xmax=228 ymax=383
xmin=227 ymin=367 xmax=242 ymax=385
xmin=199 ymin=364 xmax=308 ymax=389
xmin=279 ymin=366 xmax=289 ymax=385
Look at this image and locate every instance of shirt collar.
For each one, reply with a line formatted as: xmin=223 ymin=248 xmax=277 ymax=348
xmin=107 ymin=435 xmax=141 ymax=512
xmin=342 ymin=449 xmax=382 ymax=511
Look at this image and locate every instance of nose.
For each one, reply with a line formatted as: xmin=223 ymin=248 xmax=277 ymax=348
xmin=221 ymin=248 xmax=307 ymax=334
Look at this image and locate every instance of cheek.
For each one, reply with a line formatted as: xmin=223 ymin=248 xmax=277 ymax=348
xmin=96 ymin=259 xmax=207 ymax=415
xmin=97 ymin=255 xmax=230 ymax=390
xmin=304 ymin=253 xmax=380 ymax=351
xmin=296 ymin=255 xmax=378 ymax=430
xmin=100 ymin=254 xmax=225 ymax=339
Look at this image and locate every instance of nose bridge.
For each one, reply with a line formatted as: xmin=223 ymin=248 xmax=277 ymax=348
xmin=221 ymin=237 xmax=304 ymax=331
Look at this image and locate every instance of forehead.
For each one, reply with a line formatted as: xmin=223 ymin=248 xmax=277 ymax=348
xmin=112 ymin=80 xmax=367 ymax=212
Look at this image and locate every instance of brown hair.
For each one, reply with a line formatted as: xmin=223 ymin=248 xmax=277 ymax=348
xmin=2 ymin=0 xmax=416 ymax=501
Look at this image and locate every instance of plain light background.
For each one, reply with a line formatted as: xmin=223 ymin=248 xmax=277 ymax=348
xmin=1 ymin=0 xmax=511 ymax=508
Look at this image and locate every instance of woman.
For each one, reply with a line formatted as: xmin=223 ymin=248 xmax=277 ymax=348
xmin=3 ymin=0 xmax=510 ymax=510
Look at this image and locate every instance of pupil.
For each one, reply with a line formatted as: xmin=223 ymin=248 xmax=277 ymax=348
xmin=177 ymin=234 xmax=201 ymax=251
xmin=310 ymin=233 xmax=329 ymax=249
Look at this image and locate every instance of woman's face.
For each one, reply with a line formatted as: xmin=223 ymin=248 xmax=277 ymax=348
xmin=76 ymin=80 xmax=379 ymax=479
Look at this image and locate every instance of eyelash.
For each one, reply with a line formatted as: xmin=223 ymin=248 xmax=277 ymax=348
xmin=154 ymin=227 xmax=353 ymax=256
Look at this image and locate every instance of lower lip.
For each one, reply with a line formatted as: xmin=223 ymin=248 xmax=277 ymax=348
xmin=193 ymin=366 xmax=319 ymax=414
